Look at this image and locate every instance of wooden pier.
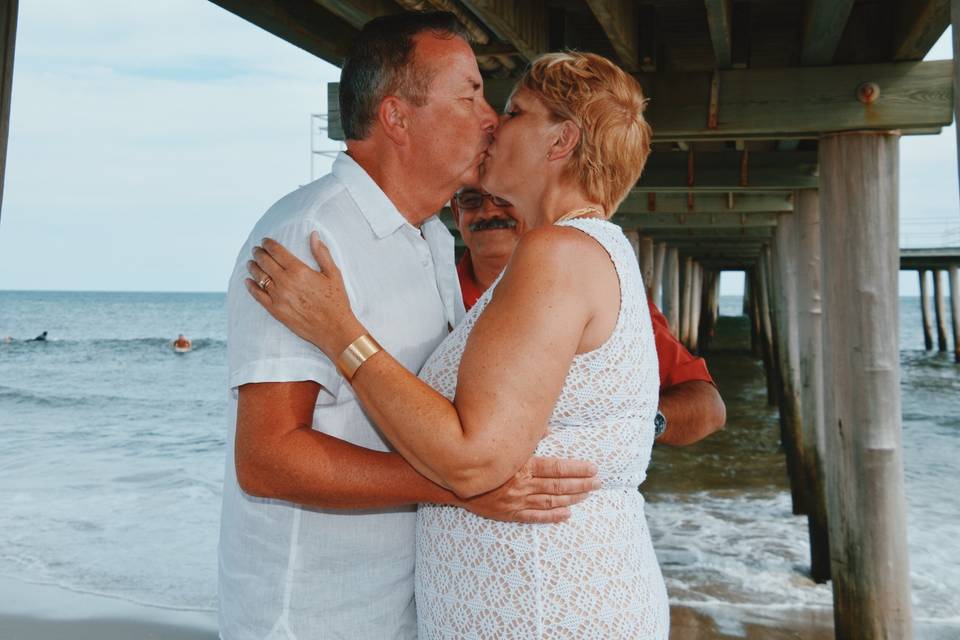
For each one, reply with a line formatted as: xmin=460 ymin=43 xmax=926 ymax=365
xmin=2 ymin=1 xmax=959 ymax=638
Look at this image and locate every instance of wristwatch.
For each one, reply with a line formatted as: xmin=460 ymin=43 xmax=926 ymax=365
xmin=654 ymin=410 xmax=667 ymax=440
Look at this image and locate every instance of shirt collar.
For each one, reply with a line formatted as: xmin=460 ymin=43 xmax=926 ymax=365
xmin=456 ymin=249 xmax=484 ymax=312
xmin=332 ymin=152 xmax=407 ymax=239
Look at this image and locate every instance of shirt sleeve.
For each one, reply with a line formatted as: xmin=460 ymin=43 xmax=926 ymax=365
xmin=648 ymin=297 xmax=715 ymax=390
xmin=227 ymin=219 xmax=344 ymax=400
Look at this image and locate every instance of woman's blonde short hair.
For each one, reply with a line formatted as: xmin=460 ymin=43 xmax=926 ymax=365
xmin=516 ymin=51 xmax=652 ymax=217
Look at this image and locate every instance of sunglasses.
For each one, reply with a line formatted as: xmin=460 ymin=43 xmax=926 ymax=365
xmin=454 ymin=190 xmax=512 ymax=211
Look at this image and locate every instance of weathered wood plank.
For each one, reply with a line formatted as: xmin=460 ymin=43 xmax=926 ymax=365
xmin=894 ymin=0 xmax=950 ymax=61
xmin=0 ymin=0 xmax=17 ymax=218
xmin=703 ymin=0 xmax=732 ymax=68
xmin=633 ymin=228 xmax=775 ymax=241
xmin=819 ymin=131 xmax=912 ymax=638
xmin=800 ymin=0 xmax=856 ymax=66
xmin=584 ymin=0 xmax=638 ymax=71
xmin=459 ymin=0 xmax=548 ymax=62
xmin=208 ymin=0 xmax=356 ymax=67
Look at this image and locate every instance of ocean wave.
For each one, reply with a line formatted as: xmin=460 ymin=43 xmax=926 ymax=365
xmin=0 ymin=384 xmax=221 ymax=411
xmin=0 ymin=337 xmax=225 ymax=350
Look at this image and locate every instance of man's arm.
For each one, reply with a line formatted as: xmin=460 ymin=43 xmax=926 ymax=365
xmin=655 ymin=380 xmax=726 ymax=446
xmin=235 ymin=381 xmax=599 ymax=521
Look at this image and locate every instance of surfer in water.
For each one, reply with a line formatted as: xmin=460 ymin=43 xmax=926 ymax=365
xmin=173 ymin=334 xmax=192 ymax=353
xmin=31 ymin=331 xmax=48 ymax=342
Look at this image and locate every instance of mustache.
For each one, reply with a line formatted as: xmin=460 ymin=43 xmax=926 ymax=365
xmin=469 ymin=217 xmax=518 ymax=233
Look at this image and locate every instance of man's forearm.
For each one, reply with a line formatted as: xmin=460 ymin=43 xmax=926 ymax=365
xmin=656 ymin=380 xmax=726 ymax=446
xmin=237 ymin=426 xmax=458 ymax=509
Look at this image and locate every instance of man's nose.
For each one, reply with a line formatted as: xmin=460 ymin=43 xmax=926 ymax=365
xmin=477 ymin=95 xmax=498 ymax=133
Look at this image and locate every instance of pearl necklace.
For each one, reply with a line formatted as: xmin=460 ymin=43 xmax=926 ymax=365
xmin=554 ymin=206 xmax=605 ymax=224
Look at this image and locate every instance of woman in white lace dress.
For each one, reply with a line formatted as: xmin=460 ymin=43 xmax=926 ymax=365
xmin=248 ymin=52 xmax=669 ymax=639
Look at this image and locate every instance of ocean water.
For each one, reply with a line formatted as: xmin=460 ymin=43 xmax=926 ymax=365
xmin=0 ymin=290 xmax=958 ymax=631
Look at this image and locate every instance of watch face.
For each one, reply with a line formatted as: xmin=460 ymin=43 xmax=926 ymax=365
xmin=654 ymin=411 xmax=666 ymax=438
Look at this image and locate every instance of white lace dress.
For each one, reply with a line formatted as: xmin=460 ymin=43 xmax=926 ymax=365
xmin=415 ymin=219 xmax=669 ymax=639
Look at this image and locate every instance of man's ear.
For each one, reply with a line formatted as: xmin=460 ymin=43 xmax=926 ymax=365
xmin=377 ymin=96 xmax=410 ymax=146
xmin=548 ymin=120 xmax=581 ymax=161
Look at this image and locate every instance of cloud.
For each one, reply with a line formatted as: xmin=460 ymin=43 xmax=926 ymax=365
xmin=1 ymin=0 xmax=341 ymax=291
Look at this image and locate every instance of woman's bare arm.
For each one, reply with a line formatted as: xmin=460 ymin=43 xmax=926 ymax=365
xmin=246 ymin=228 xmax=615 ymax=498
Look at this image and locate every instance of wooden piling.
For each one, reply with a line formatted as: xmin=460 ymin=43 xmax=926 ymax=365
xmin=919 ymin=270 xmax=934 ymax=350
xmin=0 ymin=0 xmax=18 ymax=216
xmin=950 ymin=265 xmax=960 ymax=363
xmin=934 ymin=269 xmax=949 ymax=352
xmin=795 ymin=189 xmax=831 ymax=583
xmin=681 ymin=256 xmax=694 ymax=347
xmin=757 ymin=251 xmax=780 ymax=406
xmin=819 ymin=131 xmax=912 ymax=638
xmin=639 ymin=235 xmax=655 ymax=298
xmin=663 ymin=248 xmax=681 ymax=336
xmin=652 ymin=242 xmax=666 ymax=308
xmin=772 ymin=214 xmax=807 ymax=516
xmin=689 ymin=262 xmax=702 ymax=353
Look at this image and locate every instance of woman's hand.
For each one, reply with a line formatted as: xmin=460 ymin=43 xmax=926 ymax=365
xmin=245 ymin=232 xmax=366 ymax=359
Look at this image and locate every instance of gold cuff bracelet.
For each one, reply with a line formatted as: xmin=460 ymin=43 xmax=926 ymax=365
xmin=336 ymin=334 xmax=382 ymax=381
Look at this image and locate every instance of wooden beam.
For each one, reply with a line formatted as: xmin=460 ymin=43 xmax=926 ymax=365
xmin=625 ymin=228 xmax=775 ymax=241
xmin=0 ymin=0 xmax=16 ymax=220
xmin=622 ymin=191 xmax=794 ymax=213
xmin=894 ymin=0 xmax=951 ymax=61
xmin=313 ymin=0 xmax=400 ymax=28
xmin=208 ymin=0 xmax=356 ymax=67
xmin=459 ymin=0 xmax=548 ymax=62
xmin=801 ymin=0 xmax=856 ymax=66
xmin=642 ymin=60 xmax=953 ymax=140
xmin=704 ymin=0 xmax=732 ymax=68
xmin=472 ymin=61 xmax=954 ymax=141
xmin=640 ymin=151 xmax=818 ymax=191
xmin=584 ymin=0 xmax=639 ymax=71
xmin=610 ymin=212 xmax=780 ymax=228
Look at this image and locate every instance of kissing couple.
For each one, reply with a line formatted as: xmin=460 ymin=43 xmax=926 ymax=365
xmin=220 ymin=10 xmax=670 ymax=640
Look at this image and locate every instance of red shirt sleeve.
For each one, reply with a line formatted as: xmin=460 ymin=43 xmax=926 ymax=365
xmin=648 ymin=297 xmax=715 ymax=390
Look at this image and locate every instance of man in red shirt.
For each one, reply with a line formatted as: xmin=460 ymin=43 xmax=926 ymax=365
xmin=452 ymin=188 xmax=726 ymax=446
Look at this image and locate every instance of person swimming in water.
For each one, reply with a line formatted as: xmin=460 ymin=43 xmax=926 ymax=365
xmin=31 ymin=331 xmax=48 ymax=342
xmin=173 ymin=334 xmax=192 ymax=352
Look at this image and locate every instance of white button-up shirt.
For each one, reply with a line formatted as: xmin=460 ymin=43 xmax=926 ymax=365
xmin=219 ymin=152 xmax=464 ymax=640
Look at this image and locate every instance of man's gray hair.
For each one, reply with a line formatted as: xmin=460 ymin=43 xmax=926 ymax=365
xmin=340 ymin=12 xmax=469 ymax=141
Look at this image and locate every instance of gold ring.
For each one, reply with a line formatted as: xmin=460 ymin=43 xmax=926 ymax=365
xmin=258 ymin=275 xmax=273 ymax=290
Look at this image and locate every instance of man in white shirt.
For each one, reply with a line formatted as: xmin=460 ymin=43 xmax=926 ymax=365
xmin=219 ymin=12 xmax=599 ymax=640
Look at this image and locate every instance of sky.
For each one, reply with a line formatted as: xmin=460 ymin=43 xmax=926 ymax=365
xmin=0 ymin=1 xmax=957 ymax=296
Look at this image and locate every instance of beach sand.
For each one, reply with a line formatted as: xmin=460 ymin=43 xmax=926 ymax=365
xmin=0 ymin=575 xmax=217 ymax=640
xmin=4 ymin=574 xmax=955 ymax=639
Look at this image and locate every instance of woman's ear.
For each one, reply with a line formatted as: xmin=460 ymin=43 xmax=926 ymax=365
xmin=547 ymin=120 xmax=581 ymax=161
xmin=377 ymin=96 xmax=409 ymax=146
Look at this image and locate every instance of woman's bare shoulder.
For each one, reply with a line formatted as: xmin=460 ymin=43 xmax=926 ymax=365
xmin=509 ymin=224 xmax=613 ymax=283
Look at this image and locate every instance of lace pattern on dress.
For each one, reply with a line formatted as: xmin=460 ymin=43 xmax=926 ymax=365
xmin=415 ymin=218 xmax=669 ymax=639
